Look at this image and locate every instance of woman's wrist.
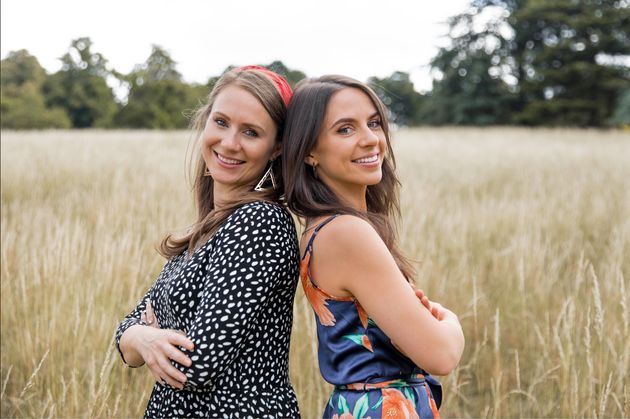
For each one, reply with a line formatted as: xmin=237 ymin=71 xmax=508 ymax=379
xmin=120 ymin=324 xmax=147 ymax=367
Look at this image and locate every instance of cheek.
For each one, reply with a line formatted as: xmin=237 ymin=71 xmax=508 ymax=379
xmin=247 ymin=140 xmax=276 ymax=166
xmin=201 ymin=123 xmax=224 ymax=154
xmin=200 ymin=137 xmax=213 ymax=161
xmin=200 ymin=127 xmax=214 ymax=150
xmin=379 ymin=137 xmax=388 ymax=154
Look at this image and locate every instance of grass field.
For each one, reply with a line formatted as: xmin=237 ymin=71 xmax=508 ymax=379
xmin=1 ymin=128 xmax=629 ymax=418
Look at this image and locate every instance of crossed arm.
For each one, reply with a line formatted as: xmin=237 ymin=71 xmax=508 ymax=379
xmin=116 ymin=204 xmax=297 ymax=389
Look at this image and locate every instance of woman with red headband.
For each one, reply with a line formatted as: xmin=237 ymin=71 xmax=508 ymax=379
xmin=115 ymin=66 xmax=300 ymax=418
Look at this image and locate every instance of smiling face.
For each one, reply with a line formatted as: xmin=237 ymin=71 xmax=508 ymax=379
xmin=306 ymin=87 xmax=387 ymax=205
xmin=201 ymin=84 xmax=279 ymax=199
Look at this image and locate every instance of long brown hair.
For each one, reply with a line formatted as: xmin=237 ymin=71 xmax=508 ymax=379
xmin=159 ymin=68 xmax=288 ymax=258
xmin=282 ymin=75 xmax=415 ymax=280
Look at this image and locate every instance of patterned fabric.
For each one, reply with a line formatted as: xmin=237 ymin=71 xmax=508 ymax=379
xmin=115 ymin=201 xmax=300 ymax=418
xmin=301 ymin=215 xmax=442 ymax=419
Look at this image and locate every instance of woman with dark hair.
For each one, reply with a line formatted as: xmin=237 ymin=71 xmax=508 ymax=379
xmin=283 ymin=75 xmax=464 ymax=419
xmin=115 ymin=66 xmax=301 ymax=418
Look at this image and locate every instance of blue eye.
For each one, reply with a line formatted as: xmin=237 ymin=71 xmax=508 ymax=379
xmin=368 ymin=119 xmax=382 ymax=129
xmin=215 ymin=118 xmax=227 ymax=127
xmin=337 ymin=126 xmax=353 ymax=135
xmin=244 ymin=129 xmax=259 ymax=138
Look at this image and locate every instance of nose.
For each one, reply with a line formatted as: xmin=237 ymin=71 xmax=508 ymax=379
xmin=221 ymin=129 xmax=241 ymax=152
xmin=359 ymin=126 xmax=380 ymax=147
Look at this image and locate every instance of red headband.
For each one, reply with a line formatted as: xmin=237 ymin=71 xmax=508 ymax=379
xmin=236 ymin=65 xmax=293 ymax=107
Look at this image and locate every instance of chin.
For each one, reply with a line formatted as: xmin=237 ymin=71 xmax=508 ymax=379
xmin=211 ymin=173 xmax=238 ymax=186
xmin=365 ymin=173 xmax=383 ymax=186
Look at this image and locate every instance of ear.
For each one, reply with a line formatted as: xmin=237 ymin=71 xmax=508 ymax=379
xmin=304 ymin=154 xmax=317 ymax=167
xmin=270 ymin=142 xmax=282 ymax=160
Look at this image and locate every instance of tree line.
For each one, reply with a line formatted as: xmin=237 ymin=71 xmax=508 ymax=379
xmin=2 ymin=0 xmax=629 ymax=129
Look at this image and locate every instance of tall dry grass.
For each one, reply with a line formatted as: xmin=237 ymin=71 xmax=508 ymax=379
xmin=1 ymin=128 xmax=628 ymax=418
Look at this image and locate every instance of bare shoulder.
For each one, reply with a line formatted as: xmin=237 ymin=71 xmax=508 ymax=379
xmin=306 ymin=214 xmax=393 ymax=297
xmin=314 ymin=215 xmax=390 ymax=264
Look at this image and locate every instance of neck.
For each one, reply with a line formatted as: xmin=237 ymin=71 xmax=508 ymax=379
xmin=212 ymin=182 xmax=248 ymax=208
xmin=327 ymin=183 xmax=368 ymax=212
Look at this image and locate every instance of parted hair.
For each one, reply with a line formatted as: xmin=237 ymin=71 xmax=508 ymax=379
xmin=282 ymin=75 xmax=415 ymax=280
xmin=159 ymin=68 xmax=288 ymax=258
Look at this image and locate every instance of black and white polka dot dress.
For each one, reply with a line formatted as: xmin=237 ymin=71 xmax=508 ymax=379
xmin=115 ymin=201 xmax=301 ymax=418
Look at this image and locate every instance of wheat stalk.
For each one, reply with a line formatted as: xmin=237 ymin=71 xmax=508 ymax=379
xmin=18 ymin=348 xmax=49 ymax=399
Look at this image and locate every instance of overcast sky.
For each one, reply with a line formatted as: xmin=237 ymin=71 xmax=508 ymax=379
xmin=1 ymin=0 xmax=469 ymax=92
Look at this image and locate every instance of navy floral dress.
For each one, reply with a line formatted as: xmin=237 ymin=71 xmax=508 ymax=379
xmin=301 ymin=215 xmax=442 ymax=419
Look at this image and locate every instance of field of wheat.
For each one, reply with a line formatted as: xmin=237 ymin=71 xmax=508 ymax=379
xmin=1 ymin=128 xmax=629 ymax=418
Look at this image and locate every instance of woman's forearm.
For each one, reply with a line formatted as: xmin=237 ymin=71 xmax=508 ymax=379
xmin=425 ymin=315 xmax=465 ymax=376
xmin=118 ymin=325 xmax=146 ymax=367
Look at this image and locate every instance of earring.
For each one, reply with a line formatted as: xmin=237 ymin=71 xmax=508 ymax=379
xmin=254 ymin=160 xmax=277 ymax=191
xmin=204 ymin=167 xmax=211 ymax=177
xmin=312 ymin=163 xmax=319 ymax=179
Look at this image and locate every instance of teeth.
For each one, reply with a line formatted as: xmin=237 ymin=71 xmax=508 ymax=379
xmin=353 ymin=154 xmax=378 ymax=164
xmin=216 ymin=153 xmax=243 ymax=165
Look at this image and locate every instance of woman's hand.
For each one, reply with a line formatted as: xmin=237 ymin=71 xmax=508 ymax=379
xmin=133 ymin=326 xmax=194 ymax=389
xmin=414 ymin=288 xmax=460 ymax=324
xmin=413 ymin=288 xmax=443 ymax=320
xmin=392 ymin=287 xmax=456 ymax=356
xmin=120 ymin=299 xmax=195 ymax=389
xmin=141 ymin=300 xmax=160 ymax=328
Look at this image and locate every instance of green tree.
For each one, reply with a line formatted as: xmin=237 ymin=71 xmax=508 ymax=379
xmin=368 ymin=72 xmax=426 ymax=126
xmin=43 ymin=38 xmax=118 ymax=128
xmin=423 ymin=47 xmax=516 ymax=125
xmin=429 ymin=0 xmax=630 ymax=126
xmin=510 ymin=0 xmax=630 ymax=126
xmin=114 ymin=45 xmax=206 ymax=129
xmin=423 ymin=7 xmax=517 ymax=125
xmin=265 ymin=60 xmax=307 ymax=87
xmin=608 ymin=88 xmax=630 ymax=126
xmin=1 ymin=50 xmax=71 ymax=129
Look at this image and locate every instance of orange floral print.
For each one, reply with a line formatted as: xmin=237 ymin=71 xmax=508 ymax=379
xmin=423 ymin=383 xmax=440 ymax=418
xmin=300 ymin=253 xmax=336 ymax=326
xmin=355 ymin=301 xmax=368 ymax=329
xmin=299 ymin=250 xmax=310 ymax=280
xmin=343 ymin=334 xmax=374 ymax=352
xmin=381 ymin=388 xmax=419 ymax=419
xmin=361 ymin=335 xmax=374 ymax=352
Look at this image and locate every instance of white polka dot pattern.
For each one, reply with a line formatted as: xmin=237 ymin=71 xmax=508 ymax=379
xmin=115 ymin=201 xmax=301 ymax=418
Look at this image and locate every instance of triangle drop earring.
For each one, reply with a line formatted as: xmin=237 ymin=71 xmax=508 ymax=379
xmin=254 ymin=160 xmax=277 ymax=191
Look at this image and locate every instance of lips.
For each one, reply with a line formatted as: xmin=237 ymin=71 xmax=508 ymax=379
xmin=352 ymin=153 xmax=379 ymax=164
xmin=214 ymin=151 xmax=244 ymax=165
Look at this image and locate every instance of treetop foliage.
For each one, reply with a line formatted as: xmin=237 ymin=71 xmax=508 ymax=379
xmin=2 ymin=1 xmax=628 ymax=130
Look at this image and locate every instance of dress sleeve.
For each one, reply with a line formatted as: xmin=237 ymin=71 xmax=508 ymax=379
xmin=176 ymin=202 xmax=298 ymax=390
xmin=114 ymin=286 xmax=151 ymax=366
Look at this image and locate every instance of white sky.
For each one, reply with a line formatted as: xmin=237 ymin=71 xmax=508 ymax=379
xmin=1 ymin=0 xmax=469 ymax=92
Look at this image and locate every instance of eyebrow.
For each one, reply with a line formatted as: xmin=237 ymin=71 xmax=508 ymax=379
xmin=329 ymin=111 xmax=380 ymax=129
xmin=211 ymin=111 xmax=267 ymax=134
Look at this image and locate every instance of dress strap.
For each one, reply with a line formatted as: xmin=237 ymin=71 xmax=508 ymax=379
xmin=302 ymin=215 xmax=339 ymax=259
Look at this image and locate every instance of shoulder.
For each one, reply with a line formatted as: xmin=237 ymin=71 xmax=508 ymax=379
xmin=229 ymin=201 xmax=294 ymax=228
xmin=313 ymin=214 xmax=386 ymax=260
xmin=309 ymin=214 xmax=399 ymax=295
xmin=218 ymin=201 xmax=296 ymax=246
